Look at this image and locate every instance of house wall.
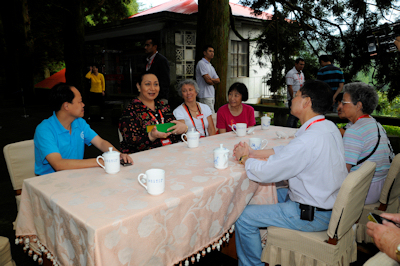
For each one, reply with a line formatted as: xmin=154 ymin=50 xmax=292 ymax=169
xmin=227 ymin=22 xmax=271 ymax=104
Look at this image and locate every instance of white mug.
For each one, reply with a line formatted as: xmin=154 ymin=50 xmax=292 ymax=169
xmin=232 ymin=123 xmax=247 ymax=137
xmin=96 ymin=147 xmax=120 ymax=174
xmin=138 ymin=169 xmax=165 ymax=195
xmin=214 ymin=144 xmax=230 ymax=169
xmin=181 ymin=128 xmax=200 ymax=148
xmin=261 ymin=116 xmax=271 ymax=130
xmin=249 ymin=138 xmax=268 ymax=150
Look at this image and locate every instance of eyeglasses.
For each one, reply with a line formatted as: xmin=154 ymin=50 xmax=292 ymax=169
xmin=341 ymin=100 xmax=352 ymax=105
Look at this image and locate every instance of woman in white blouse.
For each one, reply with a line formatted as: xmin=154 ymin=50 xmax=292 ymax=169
xmin=173 ymin=79 xmax=216 ymax=137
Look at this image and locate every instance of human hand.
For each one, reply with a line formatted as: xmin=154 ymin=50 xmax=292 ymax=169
xmin=381 ymin=213 xmax=400 ymax=225
xmin=102 ymin=91 xmax=105 ymax=96
xmin=89 ymin=66 xmax=92 ymax=71
xmin=366 ymin=221 xmax=400 ymax=262
xmin=394 ymin=36 xmax=400 ymax=51
xmin=120 ymin=153 xmax=133 ymax=164
xmin=167 ymin=120 xmax=188 ymax=135
xmin=149 ymin=127 xmax=171 ymax=141
xmin=233 ymin=142 xmax=250 ymax=161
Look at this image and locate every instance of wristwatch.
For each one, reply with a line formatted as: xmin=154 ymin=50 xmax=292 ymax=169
xmin=396 ymin=244 xmax=400 ymax=262
xmin=239 ymin=155 xmax=248 ymax=165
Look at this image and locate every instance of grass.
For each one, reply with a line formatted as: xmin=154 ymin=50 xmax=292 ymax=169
xmin=337 ymin=123 xmax=400 ymax=137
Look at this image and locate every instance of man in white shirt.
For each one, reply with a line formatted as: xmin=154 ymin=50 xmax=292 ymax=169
xmin=195 ymin=45 xmax=220 ymax=113
xmin=285 ymin=58 xmax=305 ymax=128
xmin=233 ymin=80 xmax=348 ymax=266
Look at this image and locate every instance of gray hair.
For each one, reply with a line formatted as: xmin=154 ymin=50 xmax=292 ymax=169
xmin=177 ymin=79 xmax=200 ymax=97
xmin=343 ymin=82 xmax=378 ymax=115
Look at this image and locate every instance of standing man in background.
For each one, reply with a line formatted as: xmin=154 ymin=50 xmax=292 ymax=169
xmin=195 ymin=45 xmax=220 ymax=113
xmin=285 ymin=58 xmax=305 ymax=128
xmin=317 ymin=55 xmax=345 ymax=112
xmin=144 ymin=38 xmax=170 ymax=103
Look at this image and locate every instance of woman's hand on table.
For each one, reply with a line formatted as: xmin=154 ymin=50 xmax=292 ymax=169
xmin=167 ymin=120 xmax=188 ymax=135
xmin=233 ymin=142 xmax=254 ymax=160
xmin=120 ymin=153 xmax=133 ymax=164
xmin=149 ymin=127 xmax=171 ymax=142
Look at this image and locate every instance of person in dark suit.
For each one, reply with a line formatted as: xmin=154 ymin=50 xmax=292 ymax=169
xmin=144 ymin=38 xmax=170 ymax=103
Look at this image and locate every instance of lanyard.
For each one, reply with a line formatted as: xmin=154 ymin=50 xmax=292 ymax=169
xmin=146 ymin=53 xmax=156 ymax=71
xmin=305 ymin=118 xmax=325 ymax=130
xmin=183 ymin=103 xmax=206 ymax=136
xmin=148 ymin=109 xmax=164 ymax=124
xmin=357 ymin=114 xmax=370 ymax=121
xmin=296 ymin=72 xmax=303 ymax=87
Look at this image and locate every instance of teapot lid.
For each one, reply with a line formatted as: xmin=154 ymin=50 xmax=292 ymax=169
xmin=214 ymin=144 xmax=229 ymax=152
xmin=104 ymin=147 xmax=119 ymax=155
xmin=187 ymin=128 xmax=200 ymax=135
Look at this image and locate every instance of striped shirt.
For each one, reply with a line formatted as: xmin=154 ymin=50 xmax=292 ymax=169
xmin=317 ymin=64 xmax=345 ymax=91
xmin=343 ymin=118 xmax=393 ymax=183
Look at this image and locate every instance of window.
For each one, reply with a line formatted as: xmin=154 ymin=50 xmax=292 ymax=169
xmin=231 ymin=41 xmax=249 ymax=77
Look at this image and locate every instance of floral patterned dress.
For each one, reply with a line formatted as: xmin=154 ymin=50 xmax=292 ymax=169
xmin=119 ymin=98 xmax=181 ymax=153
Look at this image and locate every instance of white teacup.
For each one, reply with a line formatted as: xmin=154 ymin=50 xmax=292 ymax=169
xmin=232 ymin=123 xmax=247 ymax=137
xmin=249 ymin=138 xmax=268 ymax=150
xmin=261 ymin=116 xmax=271 ymax=130
xmin=181 ymin=128 xmax=200 ymax=148
xmin=96 ymin=147 xmax=120 ymax=174
xmin=138 ymin=169 xmax=165 ymax=195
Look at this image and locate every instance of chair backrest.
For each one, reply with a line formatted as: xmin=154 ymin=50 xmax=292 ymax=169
xmin=379 ymin=153 xmax=400 ymax=213
xmin=3 ymin=140 xmax=35 ymax=192
xmin=328 ymin=161 xmax=376 ymax=240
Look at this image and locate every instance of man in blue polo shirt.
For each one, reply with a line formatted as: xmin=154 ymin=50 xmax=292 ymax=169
xmin=317 ymin=55 xmax=345 ymax=112
xmin=34 ymin=83 xmax=133 ymax=175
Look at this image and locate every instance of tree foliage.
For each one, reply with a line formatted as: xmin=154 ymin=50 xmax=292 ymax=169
xmin=240 ymin=0 xmax=400 ymax=100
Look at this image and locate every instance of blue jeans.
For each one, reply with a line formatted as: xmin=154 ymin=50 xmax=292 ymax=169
xmin=235 ymin=188 xmax=332 ymax=266
xmin=286 ymin=100 xmax=299 ymax=128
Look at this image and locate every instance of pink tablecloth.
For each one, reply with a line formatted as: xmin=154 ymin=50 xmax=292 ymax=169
xmin=15 ymin=125 xmax=296 ymax=266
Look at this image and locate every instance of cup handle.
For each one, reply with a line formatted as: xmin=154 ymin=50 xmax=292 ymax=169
xmin=231 ymin=126 xmax=237 ymax=134
xmin=181 ymin=134 xmax=188 ymax=145
xmin=96 ymin=156 xmax=106 ymax=170
xmin=138 ymin=174 xmax=147 ymax=190
xmin=261 ymin=139 xmax=268 ymax=149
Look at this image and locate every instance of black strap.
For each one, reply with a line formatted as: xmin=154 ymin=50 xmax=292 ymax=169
xmin=356 ymin=123 xmax=381 ymax=165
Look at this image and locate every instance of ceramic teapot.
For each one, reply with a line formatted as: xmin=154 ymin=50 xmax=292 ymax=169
xmin=214 ymin=144 xmax=229 ymax=169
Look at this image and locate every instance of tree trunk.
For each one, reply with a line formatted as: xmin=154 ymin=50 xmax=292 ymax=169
xmin=62 ymin=0 xmax=85 ymax=96
xmin=1 ymin=0 xmax=34 ymax=103
xmin=196 ymin=0 xmax=230 ymax=111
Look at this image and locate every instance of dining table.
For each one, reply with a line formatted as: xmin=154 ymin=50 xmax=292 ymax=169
xmin=15 ymin=125 xmax=297 ymax=266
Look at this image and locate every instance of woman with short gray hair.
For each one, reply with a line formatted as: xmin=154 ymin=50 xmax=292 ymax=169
xmin=339 ymin=82 xmax=394 ymax=204
xmin=173 ymin=79 xmax=216 ymax=137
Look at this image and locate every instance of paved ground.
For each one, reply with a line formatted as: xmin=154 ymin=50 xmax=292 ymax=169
xmin=0 ymin=93 xmax=379 ymax=265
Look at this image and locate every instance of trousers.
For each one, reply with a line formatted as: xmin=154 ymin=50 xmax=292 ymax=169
xmin=235 ymin=188 xmax=332 ymax=266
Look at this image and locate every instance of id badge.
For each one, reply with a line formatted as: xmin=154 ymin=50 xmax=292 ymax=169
xmin=197 ymin=114 xmax=204 ymax=119
xmin=161 ymin=138 xmax=172 ymax=146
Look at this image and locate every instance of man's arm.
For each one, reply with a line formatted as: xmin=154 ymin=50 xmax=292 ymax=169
xmin=91 ymin=135 xmax=133 ymax=163
xmin=202 ymin=74 xmax=215 ymax=85
xmin=333 ymin=83 xmax=344 ymax=101
xmin=45 ymin=153 xmax=98 ymax=172
xmin=287 ymin=85 xmax=294 ymax=99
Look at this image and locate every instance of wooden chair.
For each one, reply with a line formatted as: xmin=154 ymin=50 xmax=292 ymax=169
xmin=260 ymin=161 xmax=376 ymax=266
xmin=356 ymin=153 xmax=400 ymax=244
xmin=3 ymin=139 xmax=36 ymax=210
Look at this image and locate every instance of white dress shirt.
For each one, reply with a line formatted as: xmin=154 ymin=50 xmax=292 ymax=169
xmin=245 ymin=115 xmax=348 ymax=209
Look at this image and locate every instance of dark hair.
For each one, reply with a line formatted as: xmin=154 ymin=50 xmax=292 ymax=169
xmin=146 ymin=38 xmax=160 ymax=49
xmin=299 ymin=80 xmax=333 ymax=114
xmin=92 ymin=63 xmax=100 ymax=70
xmin=228 ymin=82 xmax=249 ymax=102
xmin=343 ymin=82 xmax=378 ymax=114
xmin=319 ymin=55 xmax=331 ymax=64
xmin=295 ymin=58 xmax=305 ymax=64
xmin=137 ymin=71 xmax=158 ymax=85
xmin=50 ymin=83 xmax=75 ymax=111
xmin=203 ymin=44 xmax=214 ymax=52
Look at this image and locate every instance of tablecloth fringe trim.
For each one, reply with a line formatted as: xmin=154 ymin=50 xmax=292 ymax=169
xmin=175 ymin=224 xmax=235 ymax=266
xmin=15 ymin=235 xmax=60 ymax=266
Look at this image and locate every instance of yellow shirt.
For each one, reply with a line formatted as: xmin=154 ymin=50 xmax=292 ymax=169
xmin=85 ymin=72 xmax=105 ymax=93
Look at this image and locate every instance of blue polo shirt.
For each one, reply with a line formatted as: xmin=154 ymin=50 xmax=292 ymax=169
xmin=34 ymin=112 xmax=98 ymax=175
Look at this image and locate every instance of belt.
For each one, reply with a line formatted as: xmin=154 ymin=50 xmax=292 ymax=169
xmin=300 ymin=203 xmax=332 ymax=212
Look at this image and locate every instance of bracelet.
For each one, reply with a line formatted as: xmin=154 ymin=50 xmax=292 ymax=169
xmin=239 ymin=155 xmax=248 ymax=165
xmin=184 ymin=125 xmax=188 ymax=133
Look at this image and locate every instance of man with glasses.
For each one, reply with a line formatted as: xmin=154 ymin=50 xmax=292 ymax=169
xmin=233 ymin=80 xmax=348 ymax=266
